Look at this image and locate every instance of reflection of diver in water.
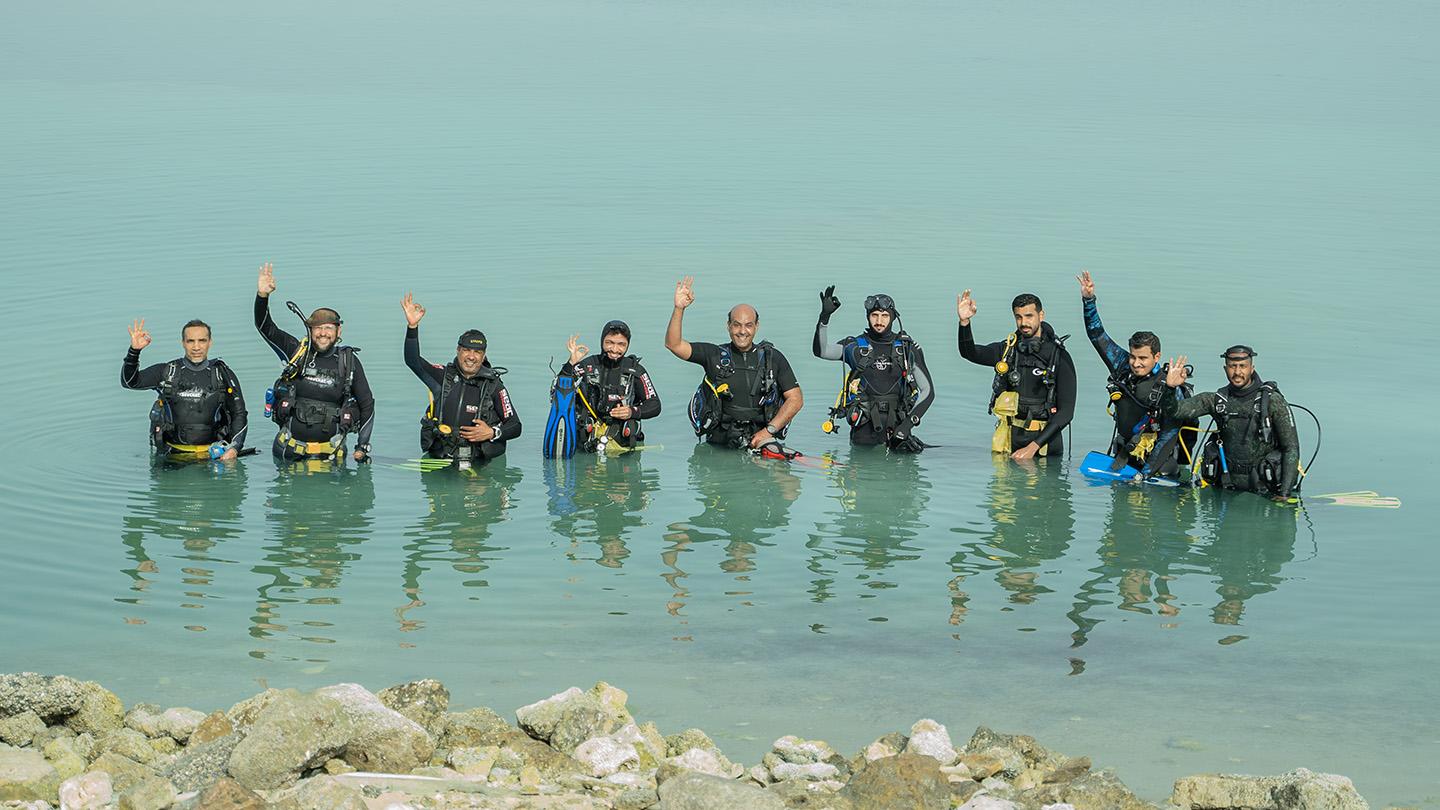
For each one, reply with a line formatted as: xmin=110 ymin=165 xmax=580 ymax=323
xmin=397 ymin=461 xmax=524 ymax=630
xmin=662 ymin=445 xmax=803 ymax=612
xmin=118 ymin=459 xmax=249 ymax=617
xmin=251 ymin=463 xmax=376 ymax=649
xmin=809 ymin=448 xmax=930 ymax=604
xmin=949 ymin=458 xmax=1075 ymax=623
xmin=1195 ymin=493 xmax=1300 ymax=627
xmin=1068 ymin=485 xmax=1200 ymax=647
xmin=545 ymin=455 xmax=659 ymax=569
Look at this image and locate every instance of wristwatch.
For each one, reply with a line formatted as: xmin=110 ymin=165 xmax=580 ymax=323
xmin=765 ymin=423 xmax=781 ymax=436
xmin=489 ymin=427 xmax=504 ymax=442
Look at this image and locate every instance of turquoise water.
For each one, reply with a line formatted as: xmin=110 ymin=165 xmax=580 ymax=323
xmin=2 ymin=1 xmax=1437 ymax=804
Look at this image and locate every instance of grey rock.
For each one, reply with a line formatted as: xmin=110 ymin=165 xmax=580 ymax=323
xmin=224 ymin=690 xmax=353 ymax=791
xmin=161 ymin=732 xmax=241 ymax=793
xmin=0 ymin=749 xmax=62 ymax=802
xmin=616 ymin=786 xmax=661 ymax=810
xmin=148 ymin=736 xmax=180 ymax=757
xmin=124 ymin=705 xmax=164 ymax=739
xmin=0 ymin=712 xmax=45 ymax=747
xmin=156 ymin=708 xmax=206 ymax=744
xmin=268 ymin=774 xmax=368 ymax=810
xmin=28 ymin=724 xmax=76 ymax=752
xmin=41 ymin=737 xmax=87 ymax=781
xmin=515 ymin=683 xmax=633 ymax=755
xmin=767 ymin=778 xmax=856 ymax=809
xmin=186 ymin=777 xmax=264 ymax=810
xmin=115 ymin=773 xmax=177 ymax=810
xmin=964 ymin=726 xmax=1060 ymax=776
xmin=1170 ymin=768 xmax=1369 ymax=810
xmin=1023 ymin=768 xmax=1153 ymax=810
xmin=314 ymin=683 xmax=434 ymax=774
xmin=87 ymin=753 xmax=155 ymax=793
xmin=494 ymin=730 xmax=587 ymax=780
xmin=0 ymin=674 xmax=85 ymax=722
xmin=96 ymin=729 xmax=157 ymax=765
xmin=64 ymin=682 xmax=125 ymax=737
xmin=665 ymin=728 xmax=720 ymax=758
xmin=447 ymin=745 xmax=499 ymax=778
xmin=838 ymin=752 xmax=950 ymax=810
xmin=376 ymin=679 xmax=450 ymax=734
xmin=57 ymin=770 xmax=113 ymax=810
xmin=223 ymin=689 xmax=285 ymax=729
xmin=657 ymin=769 xmax=785 ymax=810
xmin=438 ymin=706 xmax=513 ymax=749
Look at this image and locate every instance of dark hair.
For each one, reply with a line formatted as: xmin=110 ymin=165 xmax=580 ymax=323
xmin=1011 ymin=293 xmax=1042 ymax=312
xmin=1128 ymin=331 xmax=1161 ymax=355
xmin=181 ymin=319 xmax=211 ymax=339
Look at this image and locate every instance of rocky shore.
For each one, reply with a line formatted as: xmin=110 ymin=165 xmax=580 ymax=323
xmin=0 ymin=673 xmax=1370 ymax=810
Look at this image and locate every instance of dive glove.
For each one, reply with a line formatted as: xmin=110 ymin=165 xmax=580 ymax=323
xmin=818 ymin=285 xmax=841 ymax=324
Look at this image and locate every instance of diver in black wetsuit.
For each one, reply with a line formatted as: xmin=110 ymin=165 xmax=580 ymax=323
xmin=402 ymin=292 xmax=521 ymax=465
xmin=254 ymin=262 xmax=375 ymax=462
xmin=556 ymin=320 xmax=661 ymax=452
xmin=957 ymin=290 xmax=1076 ymax=459
xmin=122 ymin=317 xmax=248 ymax=460
xmin=812 ymin=288 xmax=935 ymax=452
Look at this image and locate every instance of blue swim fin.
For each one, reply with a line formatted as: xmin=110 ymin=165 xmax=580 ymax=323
xmin=1080 ymin=450 xmax=1180 ymax=487
xmin=544 ymin=375 xmax=579 ymax=458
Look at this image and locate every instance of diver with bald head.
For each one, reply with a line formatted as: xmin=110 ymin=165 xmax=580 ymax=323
xmin=254 ymin=262 xmax=375 ymax=463
xmin=665 ymin=276 xmax=803 ymax=450
xmin=813 ymin=287 xmax=934 ymax=452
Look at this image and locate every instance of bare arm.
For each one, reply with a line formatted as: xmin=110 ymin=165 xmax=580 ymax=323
xmin=664 ymin=276 xmax=695 ymax=361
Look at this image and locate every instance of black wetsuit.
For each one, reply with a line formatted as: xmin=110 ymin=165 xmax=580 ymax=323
xmin=122 ymin=349 xmax=248 ymax=454
xmin=255 ymin=295 xmax=375 ymax=458
xmin=559 ymin=354 xmax=661 ymax=451
xmin=959 ymin=320 xmax=1076 ymax=456
xmin=685 ymin=341 xmax=799 ymax=447
xmin=405 ymin=325 xmax=521 ymax=462
xmin=813 ymin=322 xmax=935 ymax=447
xmin=1167 ymin=377 xmax=1302 ymax=499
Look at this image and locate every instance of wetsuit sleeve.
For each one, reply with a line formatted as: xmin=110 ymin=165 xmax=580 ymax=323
xmin=1033 ymin=347 xmax=1077 ymax=448
xmin=908 ymin=344 xmax=936 ymax=422
xmin=349 ymin=355 xmax=376 ymax=448
xmin=404 ymin=326 xmax=443 ymax=395
xmin=686 ymin=341 xmax=718 ymax=369
xmin=957 ymin=323 xmax=1005 ymax=367
xmin=1145 ymin=383 xmax=1191 ymax=475
xmin=255 ymin=295 xmax=301 ymax=361
xmin=631 ymin=361 xmax=662 ymax=420
xmin=812 ymin=322 xmax=845 ymax=361
xmin=771 ymin=349 xmax=800 ymax=394
xmin=492 ymin=383 xmax=522 ymax=441
xmin=121 ymin=349 xmax=167 ymax=390
xmin=1168 ymin=390 xmax=1216 ymax=421
xmin=1271 ymin=393 xmax=1302 ymax=497
xmin=221 ymin=365 xmax=249 ymax=451
xmin=1083 ymin=296 xmax=1129 ymax=373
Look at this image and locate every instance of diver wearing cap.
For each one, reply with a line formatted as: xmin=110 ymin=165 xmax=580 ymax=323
xmin=812 ymin=287 xmax=935 ymax=452
xmin=1077 ymin=270 xmax=1195 ymax=477
xmin=123 ymin=317 xmax=248 ymax=461
xmin=554 ymin=320 xmax=661 ymax=453
xmin=255 ymin=262 xmax=375 ymax=462
xmin=665 ymin=276 xmax=804 ymax=450
xmin=957 ymin=289 xmax=1076 ymax=460
xmin=1161 ymin=346 xmax=1302 ymax=502
xmin=402 ymin=292 xmax=521 ymax=465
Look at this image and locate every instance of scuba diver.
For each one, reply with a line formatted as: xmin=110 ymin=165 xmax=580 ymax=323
xmin=812 ymin=287 xmax=935 ymax=452
xmin=122 ymin=317 xmax=248 ymax=461
xmin=1162 ymin=346 xmax=1302 ymax=502
xmin=1077 ymin=270 xmax=1195 ymax=478
xmin=544 ymin=320 xmax=661 ymax=457
xmin=254 ymin=262 xmax=375 ymax=463
xmin=665 ymin=276 xmax=804 ymax=451
xmin=402 ymin=293 xmax=521 ymax=466
xmin=957 ymin=289 xmax=1076 ymax=460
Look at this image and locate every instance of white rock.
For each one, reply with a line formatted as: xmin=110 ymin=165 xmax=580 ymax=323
xmin=770 ymin=761 xmax=840 ymax=782
xmin=770 ymin=735 xmax=837 ymax=765
xmin=958 ymin=796 xmax=1021 ymax=810
xmin=1041 ymin=804 xmax=1078 ymax=810
xmin=749 ymin=764 xmax=772 ymax=786
xmin=58 ymin=770 xmax=113 ymax=810
xmin=863 ymin=740 xmax=901 ymax=761
xmin=669 ymin=748 xmax=729 ymax=778
xmin=157 ymin=708 xmax=207 ymax=743
xmin=904 ymin=719 xmax=958 ymax=766
xmin=573 ymin=735 xmax=639 ymax=777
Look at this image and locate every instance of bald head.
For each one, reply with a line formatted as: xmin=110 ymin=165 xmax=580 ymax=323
xmin=727 ymin=304 xmax=758 ymax=324
xmin=726 ymin=303 xmax=759 ymax=351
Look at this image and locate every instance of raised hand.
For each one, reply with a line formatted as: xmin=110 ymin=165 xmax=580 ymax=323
xmin=128 ymin=318 xmax=152 ymax=350
xmin=956 ymin=289 xmax=977 ymax=324
xmin=1078 ymin=270 xmax=1095 ymax=298
xmin=674 ymin=276 xmax=695 ymax=310
xmin=1165 ymin=356 xmax=1189 ymax=388
xmin=257 ymin=262 xmax=277 ymax=297
xmin=566 ymin=334 xmax=588 ymax=365
xmin=818 ymin=285 xmax=841 ymax=324
xmin=401 ymin=292 xmax=426 ymax=327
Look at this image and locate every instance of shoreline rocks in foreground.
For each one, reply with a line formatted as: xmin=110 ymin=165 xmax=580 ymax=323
xmin=0 ymin=672 xmax=1370 ymax=809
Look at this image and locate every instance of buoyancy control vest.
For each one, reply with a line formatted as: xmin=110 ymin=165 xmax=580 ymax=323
xmin=989 ymin=330 xmax=1069 ymax=423
xmin=269 ymin=341 xmax=359 ymax=442
xmin=420 ymin=362 xmax=503 ymax=457
xmin=1200 ymin=379 xmax=1292 ymax=493
xmin=576 ymin=355 xmax=644 ymax=446
xmin=841 ymin=334 xmax=919 ymax=432
xmin=149 ymin=360 xmax=234 ymax=448
xmin=689 ymin=342 xmax=781 ymax=438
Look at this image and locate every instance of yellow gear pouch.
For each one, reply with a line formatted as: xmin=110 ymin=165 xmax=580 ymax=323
xmin=991 ymin=392 xmax=1019 ymax=454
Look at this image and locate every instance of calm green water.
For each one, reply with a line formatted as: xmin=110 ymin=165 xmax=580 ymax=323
xmin=2 ymin=1 xmax=1437 ymax=804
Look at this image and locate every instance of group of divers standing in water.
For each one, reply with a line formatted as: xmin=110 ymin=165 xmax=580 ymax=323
xmin=123 ymin=264 xmax=1310 ymax=503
